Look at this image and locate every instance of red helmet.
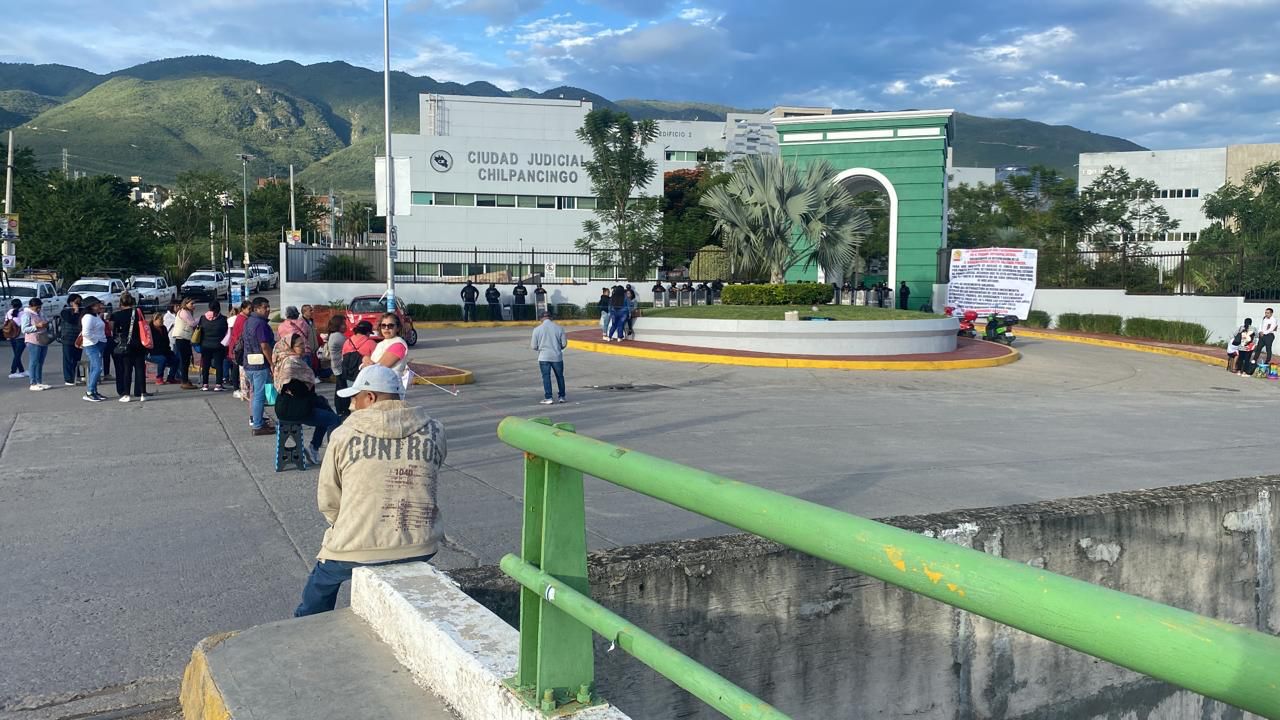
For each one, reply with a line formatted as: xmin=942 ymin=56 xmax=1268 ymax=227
xmin=962 ymin=310 xmax=979 ymax=321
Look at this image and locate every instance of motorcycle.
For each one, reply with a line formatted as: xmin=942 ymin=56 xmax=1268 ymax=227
xmin=983 ymin=313 xmax=1019 ymax=345
xmin=945 ymin=307 xmax=979 ymax=339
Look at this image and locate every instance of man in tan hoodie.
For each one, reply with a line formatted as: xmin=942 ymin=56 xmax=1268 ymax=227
xmin=294 ymin=365 xmax=447 ymax=617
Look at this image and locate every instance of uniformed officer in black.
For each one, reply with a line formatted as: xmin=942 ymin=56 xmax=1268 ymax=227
xmin=512 ymin=281 xmax=528 ymax=320
xmin=485 ymin=283 xmax=502 ymax=321
xmin=461 ymin=281 xmax=479 ymax=322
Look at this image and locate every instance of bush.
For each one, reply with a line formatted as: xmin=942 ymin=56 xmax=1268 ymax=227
xmin=1025 ymin=310 xmax=1051 ymax=328
xmin=408 ymin=304 xmax=462 ymax=321
xmin=1123 ymin=318 xmax=1210 ymax=345
xmin=316 ymin=253 xmax=375 ymax=282
xmin=1055 ymin=313 xmax=1081 ymax=331
xmin=554 ymin=303 xmax=581 ymax=319
xmin=1078 ymin=314 xmax=1124 ymax=335
xmin=721 ymin=283 xmax=832 ymax=306
xmin=405 ymin=303 xmax=429 ymax=319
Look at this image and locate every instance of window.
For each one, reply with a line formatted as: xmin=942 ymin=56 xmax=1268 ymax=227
xmin=1175 ymin=189 xmax=1184 ymax=198
xmin=578 ymin=197 xmax=598 ymax=210
xmin=441 ymin=263 xmax=463 ymax=276
xmin=453 ymin=193 xmax=476 ymax=207
xmin=1159 ymin=189 xmax=1169 ymax=198
xmin=536 ymin=196 xmax=555 ymax=209
xmin=496 ymin=195 xmax=516 ymax=207
xmin=476 ymin=194 xmax=497 ymax=207
xmin=411 ymin=192 xmax=433 ymax=205
xmin=517 ymin=196 xmax=536 ymax=209
xmin=1186 ymin=233 xmax=1197 ymax=242
xmin=1191 ymin=188 xmax=1199 ymax=198
xmin=558 ymin=197 xmax=576 ymax=210
xmin=435 ymin=193 xmax=456 ymax=206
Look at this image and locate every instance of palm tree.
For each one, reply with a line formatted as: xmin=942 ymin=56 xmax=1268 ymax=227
xmin=700 ymin=155 xmax=868 ymax=284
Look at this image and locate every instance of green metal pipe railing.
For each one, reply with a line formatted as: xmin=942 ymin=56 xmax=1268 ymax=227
xmin=497 ymin=417 xmax=1280 ymax=718
xmin=501 ymin=555 xmax=790 ymax=720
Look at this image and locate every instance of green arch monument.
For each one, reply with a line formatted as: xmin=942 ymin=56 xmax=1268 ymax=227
xmin=775 ymin=109 xmax=955 ymax=310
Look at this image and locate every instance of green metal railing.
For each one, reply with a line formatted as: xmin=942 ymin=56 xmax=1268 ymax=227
xmin=497 ymin=417 xmax=1280 ymax=718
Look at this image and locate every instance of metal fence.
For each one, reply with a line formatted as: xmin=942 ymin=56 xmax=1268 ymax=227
xmin=284 ymin=245 xmax=659 ymax=284
xmin=938 ymin=247 xmax=1280 ymax=301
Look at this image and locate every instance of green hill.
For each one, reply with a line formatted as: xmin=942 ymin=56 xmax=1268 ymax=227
xmin=0 ymin=56 xmax=1147 ymax=195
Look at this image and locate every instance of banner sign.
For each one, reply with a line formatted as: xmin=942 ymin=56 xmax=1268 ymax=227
xmin=0 ymin=214 xmax=17 ymax=239
xmin=286 ymin=230 xmax=302 ymax=244
xmin=945 ymin=247 xmax=1038 ymax=319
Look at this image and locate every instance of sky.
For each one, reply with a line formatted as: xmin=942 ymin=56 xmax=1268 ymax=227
xmin=3 ymin=0 xmax=1279 ymax=149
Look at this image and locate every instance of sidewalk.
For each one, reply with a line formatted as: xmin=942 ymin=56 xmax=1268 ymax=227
xmin=1013 ymin=326 xmax=1227 ymax=368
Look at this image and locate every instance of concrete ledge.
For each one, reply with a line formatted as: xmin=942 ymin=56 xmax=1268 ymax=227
xmin=633 ymin=316 xmax=959 ymax=355
xmin=180 ymin=632 xmax=236 ymax=720
xmin=351 ymin=563 xmax=630 ymax=720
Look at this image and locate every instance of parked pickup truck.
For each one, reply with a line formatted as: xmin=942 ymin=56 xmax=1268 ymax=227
xmin=0 ymin=279 xmax=68 ymax=336
xmin=128 ymin=275 xmax=178 ymax=308
xmin=227 ymin=268 xmax=261 ymax=295
xmin=181 ymin=270 xmax=229 ymax=301
xmin=248 ymin=263 xmax=278 ymax=290
xmin=66 ymin=276 xmax=126 ymax=315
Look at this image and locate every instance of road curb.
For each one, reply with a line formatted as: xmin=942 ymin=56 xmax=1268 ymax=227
xmin=179 ymin=632 xmax=236 ymax=720
xmin=1014 ymin=327 xmax=1226 ymax=368
xmin=409 ymin=362 xmax=475 ymax=386
xmin=567 ymin=338 xmax=1020 ymax=371
xmin=413 ymin=320 xmax=601 ymax=329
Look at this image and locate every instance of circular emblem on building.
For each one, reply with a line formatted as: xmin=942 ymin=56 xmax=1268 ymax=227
xmin=430 ymin=150 xmax=453 ymax=173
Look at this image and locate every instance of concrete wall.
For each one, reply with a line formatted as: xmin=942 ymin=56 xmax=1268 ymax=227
xmin=633 ymin=316 xmax=960 ymax=356
xmin=450 ymin=477 xmax=1280 ymax=720
xmin=280 ymin=280 xmax=641 ymax=313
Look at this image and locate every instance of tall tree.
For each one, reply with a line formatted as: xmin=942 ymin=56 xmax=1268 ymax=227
xmin=700 ymin=155 xmax=869 ymax=284
xmin=1079 ymin=166 xmax=1178 ymax=251
xmin=16 ymin=174 xmax=158 ymax=280
xmin=576 ymin=109 xmax=661 ymax=278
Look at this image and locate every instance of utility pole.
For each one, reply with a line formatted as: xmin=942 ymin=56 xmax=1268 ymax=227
xmin=328 ymin=188 xmax=337 ymax=247
xmin=209 ymin=219 xmax=216 ymax=270
xmin=3 ymin=131 xmax=15 ymax=263
xmin=383 ymin=0 xmax=397 ymax=312
xmin=289 ymin=164 xmax=296 ymax=235
xmin=238 ymin=154 xmax=253 ymax=270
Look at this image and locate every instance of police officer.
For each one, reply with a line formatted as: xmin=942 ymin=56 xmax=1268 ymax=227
xmin=460 ymin=281 xmax=479 ymax=322
xmin=710 ymin=279 xmax=724 ymax=304
xmin=512 ymin=280 xmax=529 ymax=320
xmin=485 ymin=283 xmax=502 ymax=321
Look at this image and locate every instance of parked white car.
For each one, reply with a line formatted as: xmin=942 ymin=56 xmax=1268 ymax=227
xmin=248 ymin=263 xmax=278 ymax=289
xmin=180 ymin=270 xmax=229 ymax=301
xmin=0 ymin=280 xmax=68 ymax=336
xmin=129 ymin=275 xmax=178 ymax=307
xmin=67 ymin=277 xmax=126 ymax=315
xmin=227 ymin=269 xmax=261 ymax=294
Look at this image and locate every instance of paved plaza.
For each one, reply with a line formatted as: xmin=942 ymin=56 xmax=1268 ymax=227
xmin=0 ymin=327 xmax=1270 ymax=718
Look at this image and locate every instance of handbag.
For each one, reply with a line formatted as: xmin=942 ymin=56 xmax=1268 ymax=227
xmin=192 ymin=327 xmax=203 ymax=345
xmin=114 ymin=310 xmax=137 ymax=355
xmin=264 ymin=382 xmax=278 ymax=406
xmin=74 ymin=333 xmax=84 ymax=349
xmin=136 ymin=309 xmax=154 ymax=350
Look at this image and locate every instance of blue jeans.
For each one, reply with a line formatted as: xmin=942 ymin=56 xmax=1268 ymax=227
xmin=246 ymin=368 xmax=272 ymax=428
xmin=85 ymin=344 xmax=104 ymax=395
xmin=62 ymin=345 xmax=82 ymax=383
xmin=27 ymin=343 xmax=47 ymax=385
xmin=147 ymin=351 xmax=178 ymax=381
xmin=609 ymin=308 xmax=629 ymax=339
xmin=294 ymin=554 xmax=434 ymax=617
xmin=9 ymin=337 xmax=25 ymax=373
xmin=539 ymin=360 xmax=565 ymax=400
xmin=303 ymin=405 xmax=343 ymax=450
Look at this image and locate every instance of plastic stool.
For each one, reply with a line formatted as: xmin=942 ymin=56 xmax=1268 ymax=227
xmin=275 ymin=422 xmax=309 ymax=472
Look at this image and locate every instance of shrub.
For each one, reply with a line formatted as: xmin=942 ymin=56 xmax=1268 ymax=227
xmin=405 ymin=303 xmax=429 ymax=319
xmin=316 ymin=253 xmax=374 ymax=282
xmin=1078 ymin=314 xmax=1124 ymax=335
xmin=1056 ymin=313 xmax=1082 ymax=331
xmin=1025 ymin=310 xmax=1051 ymax=328
xmin=689 ymin=244 xmax=729 ymax=281
xmin=554 ymin=303 xmax=581 ymax=319
xmin=721 ymin=282 xmax=832 ymax=306
xmin=412 ymin=304 xmax=462 ymax=321
xmin=1123 ymin=318 xmax=1210 ymax=345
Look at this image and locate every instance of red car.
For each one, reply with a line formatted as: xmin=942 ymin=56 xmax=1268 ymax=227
xmin=346 ymin=295 xmax=418 ymax=346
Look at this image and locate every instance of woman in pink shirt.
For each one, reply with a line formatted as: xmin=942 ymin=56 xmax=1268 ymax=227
xmin=364 ymin=312 xmax=409 ymax=386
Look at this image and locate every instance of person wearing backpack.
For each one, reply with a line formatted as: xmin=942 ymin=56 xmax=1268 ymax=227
xmin=109 ymin=293 xmax=150 ymax=402
xmin=336 ymin=320 xmax=376 ymax=417
xmin=5 ymin=298 xmax=26 ymax=379
xmin=19 ymin=298 xmax=52 ymax=390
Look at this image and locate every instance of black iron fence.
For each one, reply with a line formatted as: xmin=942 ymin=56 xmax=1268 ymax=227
xmin=937 ymin=247 xmax=1280 ymax=301
xmin=285 ymin=246 xmax=660 ymax=284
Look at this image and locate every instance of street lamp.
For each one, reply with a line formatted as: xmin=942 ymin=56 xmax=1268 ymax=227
xmin=237 ymin=153 xmax=254 ymax=270
xmin=365 ymin=206 xmax=372 ymax=246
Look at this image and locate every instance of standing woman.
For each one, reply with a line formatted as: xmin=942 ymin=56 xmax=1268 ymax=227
xmin=364 ymin=312 xmax=410 ymax=381
xmin=225 ymin=300 xmax=251 ymax=399
xmin=147 ymin=311 xmax=177 ymax=384
xmin=607 ymin=285 xmax=628 ymax=342
xmin=110 ymin=292 xmax=148 ymax=402
xmin=171 ymin=297 xmax=197 ymax=389
xmin=197 ymin=301 xmax=229 ymax=391
xmin=623 ymin=285 xmax=638 ymax=339
xmin=80 ymin=297 xmax=108 ymax=402
xmin=322 ymin=315 xmax=347 ymax=380
xmin=20 ymin=298 xmax=52 ymax=390
xmin=6 ymin=298 xmax=26 ymax=378
xmin=60 ymin=294 xmax=84 ymax=385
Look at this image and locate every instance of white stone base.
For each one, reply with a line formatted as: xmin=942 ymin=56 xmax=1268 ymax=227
xmin=634 ymin=316 xmax=959 ymax=355
xmin=351 ymin=563 xmax=630 ymax=720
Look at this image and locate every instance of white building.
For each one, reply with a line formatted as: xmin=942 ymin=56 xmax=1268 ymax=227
xmin=948 ymin=166 xmax=996 ymax=188
xmin=380 ymin=94 xmax=773 ymax=257
xmin=1077 ymin=143 xmax=1280 ymax=252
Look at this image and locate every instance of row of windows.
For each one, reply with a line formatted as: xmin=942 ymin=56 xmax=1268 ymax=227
xmin=1090 ymin=188 xmax=1201 ymax=201
xmin=411 ymin=192 xmax=598 ymax=210
xmin=664 ymin=150 xmax=713 ymax=162
xmin=1122 ymin=232 xmax=1200 ymax=242
xmin=392 ymin=262 xmax=656 ymax=280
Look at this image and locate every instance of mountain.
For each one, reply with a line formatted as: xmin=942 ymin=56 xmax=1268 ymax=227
xmin=0 ymin=56 xmax=1146 ymax=194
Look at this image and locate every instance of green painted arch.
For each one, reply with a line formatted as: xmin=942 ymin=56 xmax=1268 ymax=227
xmin=776 ymin=110 xmax=954 ymax=311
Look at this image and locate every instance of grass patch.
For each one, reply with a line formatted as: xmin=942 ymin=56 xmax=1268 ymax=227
xmin=643 ymin=305 xmax=932 ymax=321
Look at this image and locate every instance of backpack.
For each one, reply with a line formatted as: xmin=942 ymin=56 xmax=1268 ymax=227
xmin=274 ymin=379 xmax=315 ymax=423
xmin=2 ymin=318 xmax=18 ymax=340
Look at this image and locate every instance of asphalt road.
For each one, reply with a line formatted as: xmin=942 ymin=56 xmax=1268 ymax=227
xmin=0 ymin=327 xmax=1267 ymax=718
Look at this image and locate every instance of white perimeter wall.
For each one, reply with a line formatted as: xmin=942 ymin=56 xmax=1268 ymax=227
xmin=931 ymin=284 xmax=1264 ymax=343
xmin=281 ymin=280 xmax=642 ymax=311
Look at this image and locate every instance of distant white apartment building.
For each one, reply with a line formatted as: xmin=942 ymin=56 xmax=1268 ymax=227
xmin=948 ymin=166 xmax=995 ymax=188
xmin=1078 ymin=144 xmax=1280 ymax=251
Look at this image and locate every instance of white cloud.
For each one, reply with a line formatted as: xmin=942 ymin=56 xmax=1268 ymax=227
xmin=1041 ymin=72 xmax=1085 ymax=90
xmin=1156 ymin=0 xmax=1272 ymax=16
xmin=1257 ymin=72 xmax=1280 ymax=86
xmin=973 ymin=25 xmax=1075 ymax=67
xmin=991 ymin=100 xmax=1025 ymax=113
xmin=408 ymin=0 xmax=546 ymax=22
xmin=1112 ymin=69 xmax=1234 ymax=98
xmin=919 ymin=70 xmax=960 ymax=89
xmin=882 ymin=80 xmax=909 ymax=96
xmin=677 ymin=7 xmax=721 ymax=27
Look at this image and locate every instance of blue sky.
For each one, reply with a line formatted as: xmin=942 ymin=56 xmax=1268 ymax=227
xmin=4 ymin=0 xmax=1279 ymax=149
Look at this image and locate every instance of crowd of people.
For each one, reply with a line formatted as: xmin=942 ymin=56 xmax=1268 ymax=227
xmin=598 ymin=284 xmax=640 ymax=342
xmin=1228 ymin=308 xmax=1278 ymax=377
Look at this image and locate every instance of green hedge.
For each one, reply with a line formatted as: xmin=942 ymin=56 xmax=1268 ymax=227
xmin=1056 ymin=313 xmax=1082 ymax=331
xmin=410 ymin=304 xmax=462 ymax=321
xmin=406 ymin=303 xmax=429 ymax=319
xmin=1025 ymin=310 xmax=1051 ymax=328
xmin=720 ymin=283 xmax=832 ymax=306
xmin=1056 ymin=313 xmax=1122 ymax=335
xmin=1123 ymin=318 xmax=1210 ymax=345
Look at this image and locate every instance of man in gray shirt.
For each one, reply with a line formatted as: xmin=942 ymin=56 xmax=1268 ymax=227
xmin=530 ymin=309 xmax=567 ymax=405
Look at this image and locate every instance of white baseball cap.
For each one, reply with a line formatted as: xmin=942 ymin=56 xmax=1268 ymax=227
xmin=338 ymin=365 xmax=405 ymax=398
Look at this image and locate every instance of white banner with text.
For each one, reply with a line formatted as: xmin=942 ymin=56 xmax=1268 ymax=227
xmin=945 ymin=247 xmax=1038 ymax=319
